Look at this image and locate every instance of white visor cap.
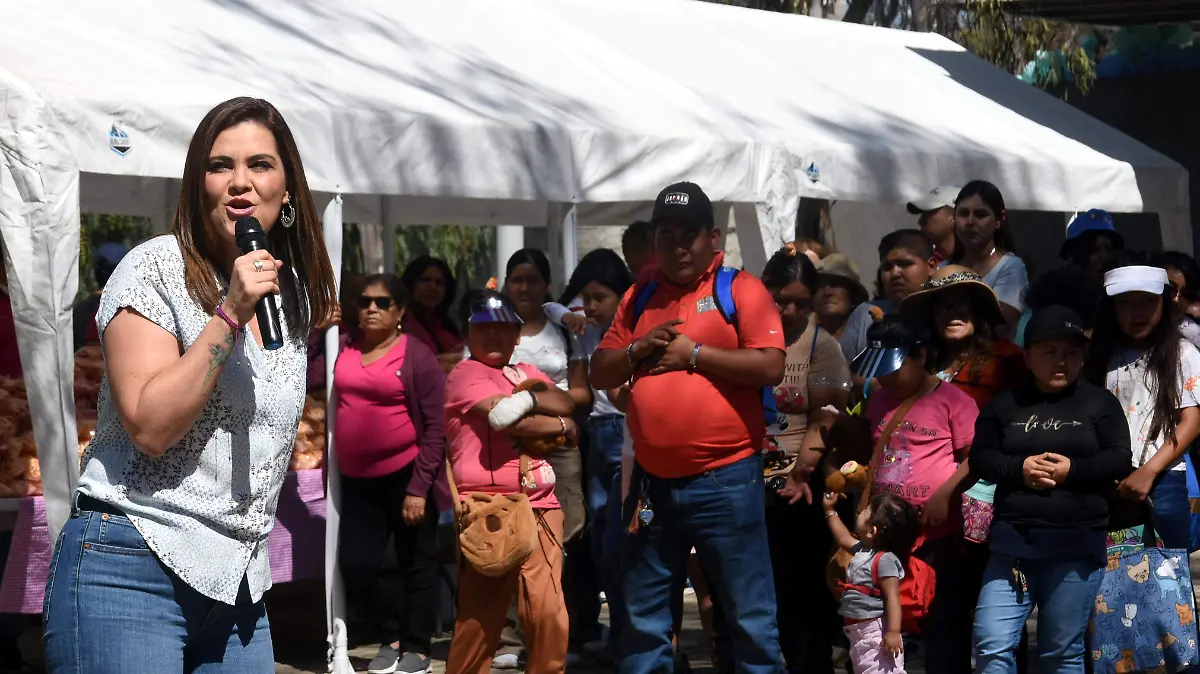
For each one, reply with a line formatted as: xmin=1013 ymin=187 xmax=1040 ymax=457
xmin=1104 ymin=265 xmax=1169 ymax=297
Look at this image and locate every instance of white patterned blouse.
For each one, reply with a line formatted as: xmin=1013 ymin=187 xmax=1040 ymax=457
xmin=77 ymin=235 xmax=308 ymax=605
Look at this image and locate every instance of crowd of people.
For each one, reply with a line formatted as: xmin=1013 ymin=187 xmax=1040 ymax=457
xmin=35 ymin=95 xmax=1200 ymax=674
xmin=317 ymin=176 xmax=1200 ymax=674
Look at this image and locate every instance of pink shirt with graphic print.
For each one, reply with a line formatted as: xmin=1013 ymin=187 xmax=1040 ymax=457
xmin=444 ymin=359 xmax=559 ymax=509
xmin=866 ymin=381 xmax=978 ymax=541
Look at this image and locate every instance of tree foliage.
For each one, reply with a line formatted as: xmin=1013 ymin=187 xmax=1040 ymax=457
xmin=78 ymin=214 xmax=151 ymax=299
xmin=342 ymin=223 xmax=495 ymax=294
xmin=394 ymin=225 xmax=495 ymax=292
xmin=698 ymin=0 xmax=1098 ymax=93
xmin=932 ymin=0 xmax=1098 ymax=94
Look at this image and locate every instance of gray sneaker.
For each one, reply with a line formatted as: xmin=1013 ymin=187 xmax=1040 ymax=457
xmin=367 ymin=644 xmax=400 ymax=674
xmin=396 ymin=652 xmax=432 ymax=674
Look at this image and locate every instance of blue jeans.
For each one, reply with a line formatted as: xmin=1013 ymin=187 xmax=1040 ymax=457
xmin=43 ymin=504 xmax=274 ymax=673
xmin=1152 ymin=470 xmax=1192 ymax=551
xmin=587 ymin=415 xmax=627 ymax=649
xmin=620 ymin=454 xmax=783 ymax=674
xmin=973 ymin=554 xmax=1103 ymax=674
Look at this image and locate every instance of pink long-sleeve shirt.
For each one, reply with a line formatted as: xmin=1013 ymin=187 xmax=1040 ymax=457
xmin=333 ymin=335 xmax=451 ymax=509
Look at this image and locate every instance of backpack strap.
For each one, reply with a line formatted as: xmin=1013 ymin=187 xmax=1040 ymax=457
xmin=838 ymin=551 xmax=884 ymax=599
xmin=629 ymin=279 xmax=661 ymax=331
xmin=713 ymin=266 xmax=740 ymax=328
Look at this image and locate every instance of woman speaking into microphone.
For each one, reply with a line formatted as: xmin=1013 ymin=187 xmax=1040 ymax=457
xmin=42 ymin=97 xmax=335 ymax=673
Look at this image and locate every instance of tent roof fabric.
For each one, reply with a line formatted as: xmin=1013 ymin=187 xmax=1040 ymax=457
xmin=0 ymin=0 xmax=1188 ymax=222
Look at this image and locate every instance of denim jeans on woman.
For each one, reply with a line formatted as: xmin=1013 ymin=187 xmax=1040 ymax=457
xmin=43 ymin=504 xmax=273 ymax=673
xmin=620 ymin=454 xmax=784 ymax=674
xmin=587 ymin=414 xmax=627 ymax=651
xmin=1152 ymin=470 xmax=1193 ymax=551
xmin=973 ymin=554 xmax=1104 ymax=674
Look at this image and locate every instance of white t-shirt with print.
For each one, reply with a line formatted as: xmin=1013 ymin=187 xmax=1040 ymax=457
xmin=1106 ymin=339 xmax=1200 ymax=471
xmin=511 ymin=320 xmax=586 ymax=391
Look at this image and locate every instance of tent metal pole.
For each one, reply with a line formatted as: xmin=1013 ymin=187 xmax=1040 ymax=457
xmin=496 ymin=225 xmax=524 ymax=283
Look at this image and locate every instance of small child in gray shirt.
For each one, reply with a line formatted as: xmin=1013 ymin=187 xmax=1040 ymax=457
xmin=825 ymin=492 xmax=921 ymax=674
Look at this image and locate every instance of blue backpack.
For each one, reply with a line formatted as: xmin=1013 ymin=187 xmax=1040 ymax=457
xmin=628 ymin=266 xmax=780 ymax=427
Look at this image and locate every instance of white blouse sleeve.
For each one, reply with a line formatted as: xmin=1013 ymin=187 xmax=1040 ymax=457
xmin=95 ymin=241 xmax=181 ymax=344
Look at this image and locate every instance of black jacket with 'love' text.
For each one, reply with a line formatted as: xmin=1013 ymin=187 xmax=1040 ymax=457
xmin=972 ymin=379 xmax=1133 ymax=560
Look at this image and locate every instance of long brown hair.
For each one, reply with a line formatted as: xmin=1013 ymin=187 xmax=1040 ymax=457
xmin=172 ymin=97 xmax=335 ymax=340
xmin=1086 ymin=255 xmax=1185 ymax=448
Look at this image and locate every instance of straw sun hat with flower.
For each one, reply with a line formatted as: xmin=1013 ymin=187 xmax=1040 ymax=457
xmin=899 ymin=265 xmax=1005 ymax=326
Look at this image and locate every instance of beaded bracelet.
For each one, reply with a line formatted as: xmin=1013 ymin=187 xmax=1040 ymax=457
xmin=215 ymin=304 xmax=241 ymax=338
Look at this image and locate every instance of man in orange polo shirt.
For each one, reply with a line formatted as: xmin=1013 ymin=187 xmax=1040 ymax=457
xmin=592 ymin=182 xmax=786 ymax=674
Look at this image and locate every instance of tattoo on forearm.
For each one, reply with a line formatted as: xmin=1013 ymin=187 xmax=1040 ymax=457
xmin=203 ymin=331 xmax=236 ymax=387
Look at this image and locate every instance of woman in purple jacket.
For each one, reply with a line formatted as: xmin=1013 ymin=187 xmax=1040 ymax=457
xmin=333 ymin=273 xmax=450 ymax=674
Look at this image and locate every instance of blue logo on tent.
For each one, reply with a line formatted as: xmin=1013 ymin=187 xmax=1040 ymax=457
xmin=109 ymin=124 xmax=131 ymax=156
xmin=805 ymin=162 xmax=820 ymax=183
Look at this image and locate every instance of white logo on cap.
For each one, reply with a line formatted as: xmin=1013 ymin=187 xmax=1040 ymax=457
xmin=664 ymin=192 xmax=689 ymax=205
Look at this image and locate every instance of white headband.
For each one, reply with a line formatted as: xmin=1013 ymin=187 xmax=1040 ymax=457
xmin=1104 ymin=265 xmax=1169 ymax=297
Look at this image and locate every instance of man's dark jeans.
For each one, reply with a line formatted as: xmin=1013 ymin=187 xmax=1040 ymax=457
xmin=620 ymin=454 xmax=784 ymax=674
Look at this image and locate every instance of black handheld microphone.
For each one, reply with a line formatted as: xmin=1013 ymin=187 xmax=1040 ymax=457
xmin=234 ymin=216 xmax=284 ymax=351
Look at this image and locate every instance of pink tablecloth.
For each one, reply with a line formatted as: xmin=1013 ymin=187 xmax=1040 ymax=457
xmin=0 ymin=468 xmax=326 ymax=614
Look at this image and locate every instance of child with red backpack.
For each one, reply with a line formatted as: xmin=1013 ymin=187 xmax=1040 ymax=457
xmin=826 ymin=492 xmax=925 ymax=674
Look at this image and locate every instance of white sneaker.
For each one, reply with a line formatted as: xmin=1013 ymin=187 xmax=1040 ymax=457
xmin=492 ymin=653 xmax=521 ymax=670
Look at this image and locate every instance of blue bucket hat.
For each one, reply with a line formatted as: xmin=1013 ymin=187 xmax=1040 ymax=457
xmin=1060 ymin=209 xmax=1123 ymax=259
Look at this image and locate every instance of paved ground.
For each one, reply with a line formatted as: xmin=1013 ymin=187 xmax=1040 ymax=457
xmin=18 ymin=553 xmax=1200 ymax=672
xmin=264 ymin=581 xmax=942 ymax=674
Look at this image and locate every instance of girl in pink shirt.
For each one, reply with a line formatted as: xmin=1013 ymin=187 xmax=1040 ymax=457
xmin=444 ymin=289 xmax=580 ymax=674
xmin=333 ymin=274 xmax=447 ymax=674
xmin=850 ymin=315 xmax=979 ymax=674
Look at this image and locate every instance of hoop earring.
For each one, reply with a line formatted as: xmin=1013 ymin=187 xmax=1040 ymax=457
xmin=280 ymin=202 xmax=296 ymax=228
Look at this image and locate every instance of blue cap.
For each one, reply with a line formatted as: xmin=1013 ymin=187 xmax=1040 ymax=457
xmin=94 ymin=242 xmax=129 ymax=266
xmin=1061 ymin=209 xmax=1123 ymax=258
xmin=466 ymin=294 xmax=523 ymax=325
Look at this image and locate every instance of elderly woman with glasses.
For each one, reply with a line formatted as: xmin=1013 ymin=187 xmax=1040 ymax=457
xmin=332 ymin=273 xmax=450 ymax=674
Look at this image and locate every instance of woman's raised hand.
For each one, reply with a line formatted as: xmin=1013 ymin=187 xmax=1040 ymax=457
xmin=221 ymin=250 xmax=282 ymax=326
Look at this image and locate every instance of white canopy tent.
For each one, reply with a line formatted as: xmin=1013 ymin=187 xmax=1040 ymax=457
xmin=0 ymin=0 xmax=1188 ymax=652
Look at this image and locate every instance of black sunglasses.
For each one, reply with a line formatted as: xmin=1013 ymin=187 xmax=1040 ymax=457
xmin=357 ymin=295 xmax=394 ymax=310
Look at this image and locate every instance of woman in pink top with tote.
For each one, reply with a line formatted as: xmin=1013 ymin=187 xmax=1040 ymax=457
xmin=333 ymin=273 xmax=450 ymax=674
xmin=443 ymin=289 xmax=580 ymax=674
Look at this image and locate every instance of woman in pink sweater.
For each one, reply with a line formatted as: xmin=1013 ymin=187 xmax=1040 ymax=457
xmin=333 ymin=273 xmax=450 ymax=674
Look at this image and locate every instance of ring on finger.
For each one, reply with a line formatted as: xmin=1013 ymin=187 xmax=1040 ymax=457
xmin=253 ymin=260 xmax=265 ymax=272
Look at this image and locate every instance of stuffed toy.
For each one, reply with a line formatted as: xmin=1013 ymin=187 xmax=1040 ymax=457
xmin=816 ymin=404 xmax=875 ymax=492
xmin=825 ymin=460 xmax=870 ymax=494
xmin=511 ymin=378 xmax=568 ymax=453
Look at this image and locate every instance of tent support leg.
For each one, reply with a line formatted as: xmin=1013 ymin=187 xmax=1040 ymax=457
xmin=496 ymin=225 xmax=524 ymax=283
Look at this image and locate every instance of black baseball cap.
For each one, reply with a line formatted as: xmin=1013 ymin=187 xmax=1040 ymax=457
xmin=1023 ymin=305 xmax=1088 ymax=346
xmin=651 ymin=182 xmax=714 ymax=230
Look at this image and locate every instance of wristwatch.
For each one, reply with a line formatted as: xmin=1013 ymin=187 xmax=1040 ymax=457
xmin=689 ymin=343 xmax=703 ymax=371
